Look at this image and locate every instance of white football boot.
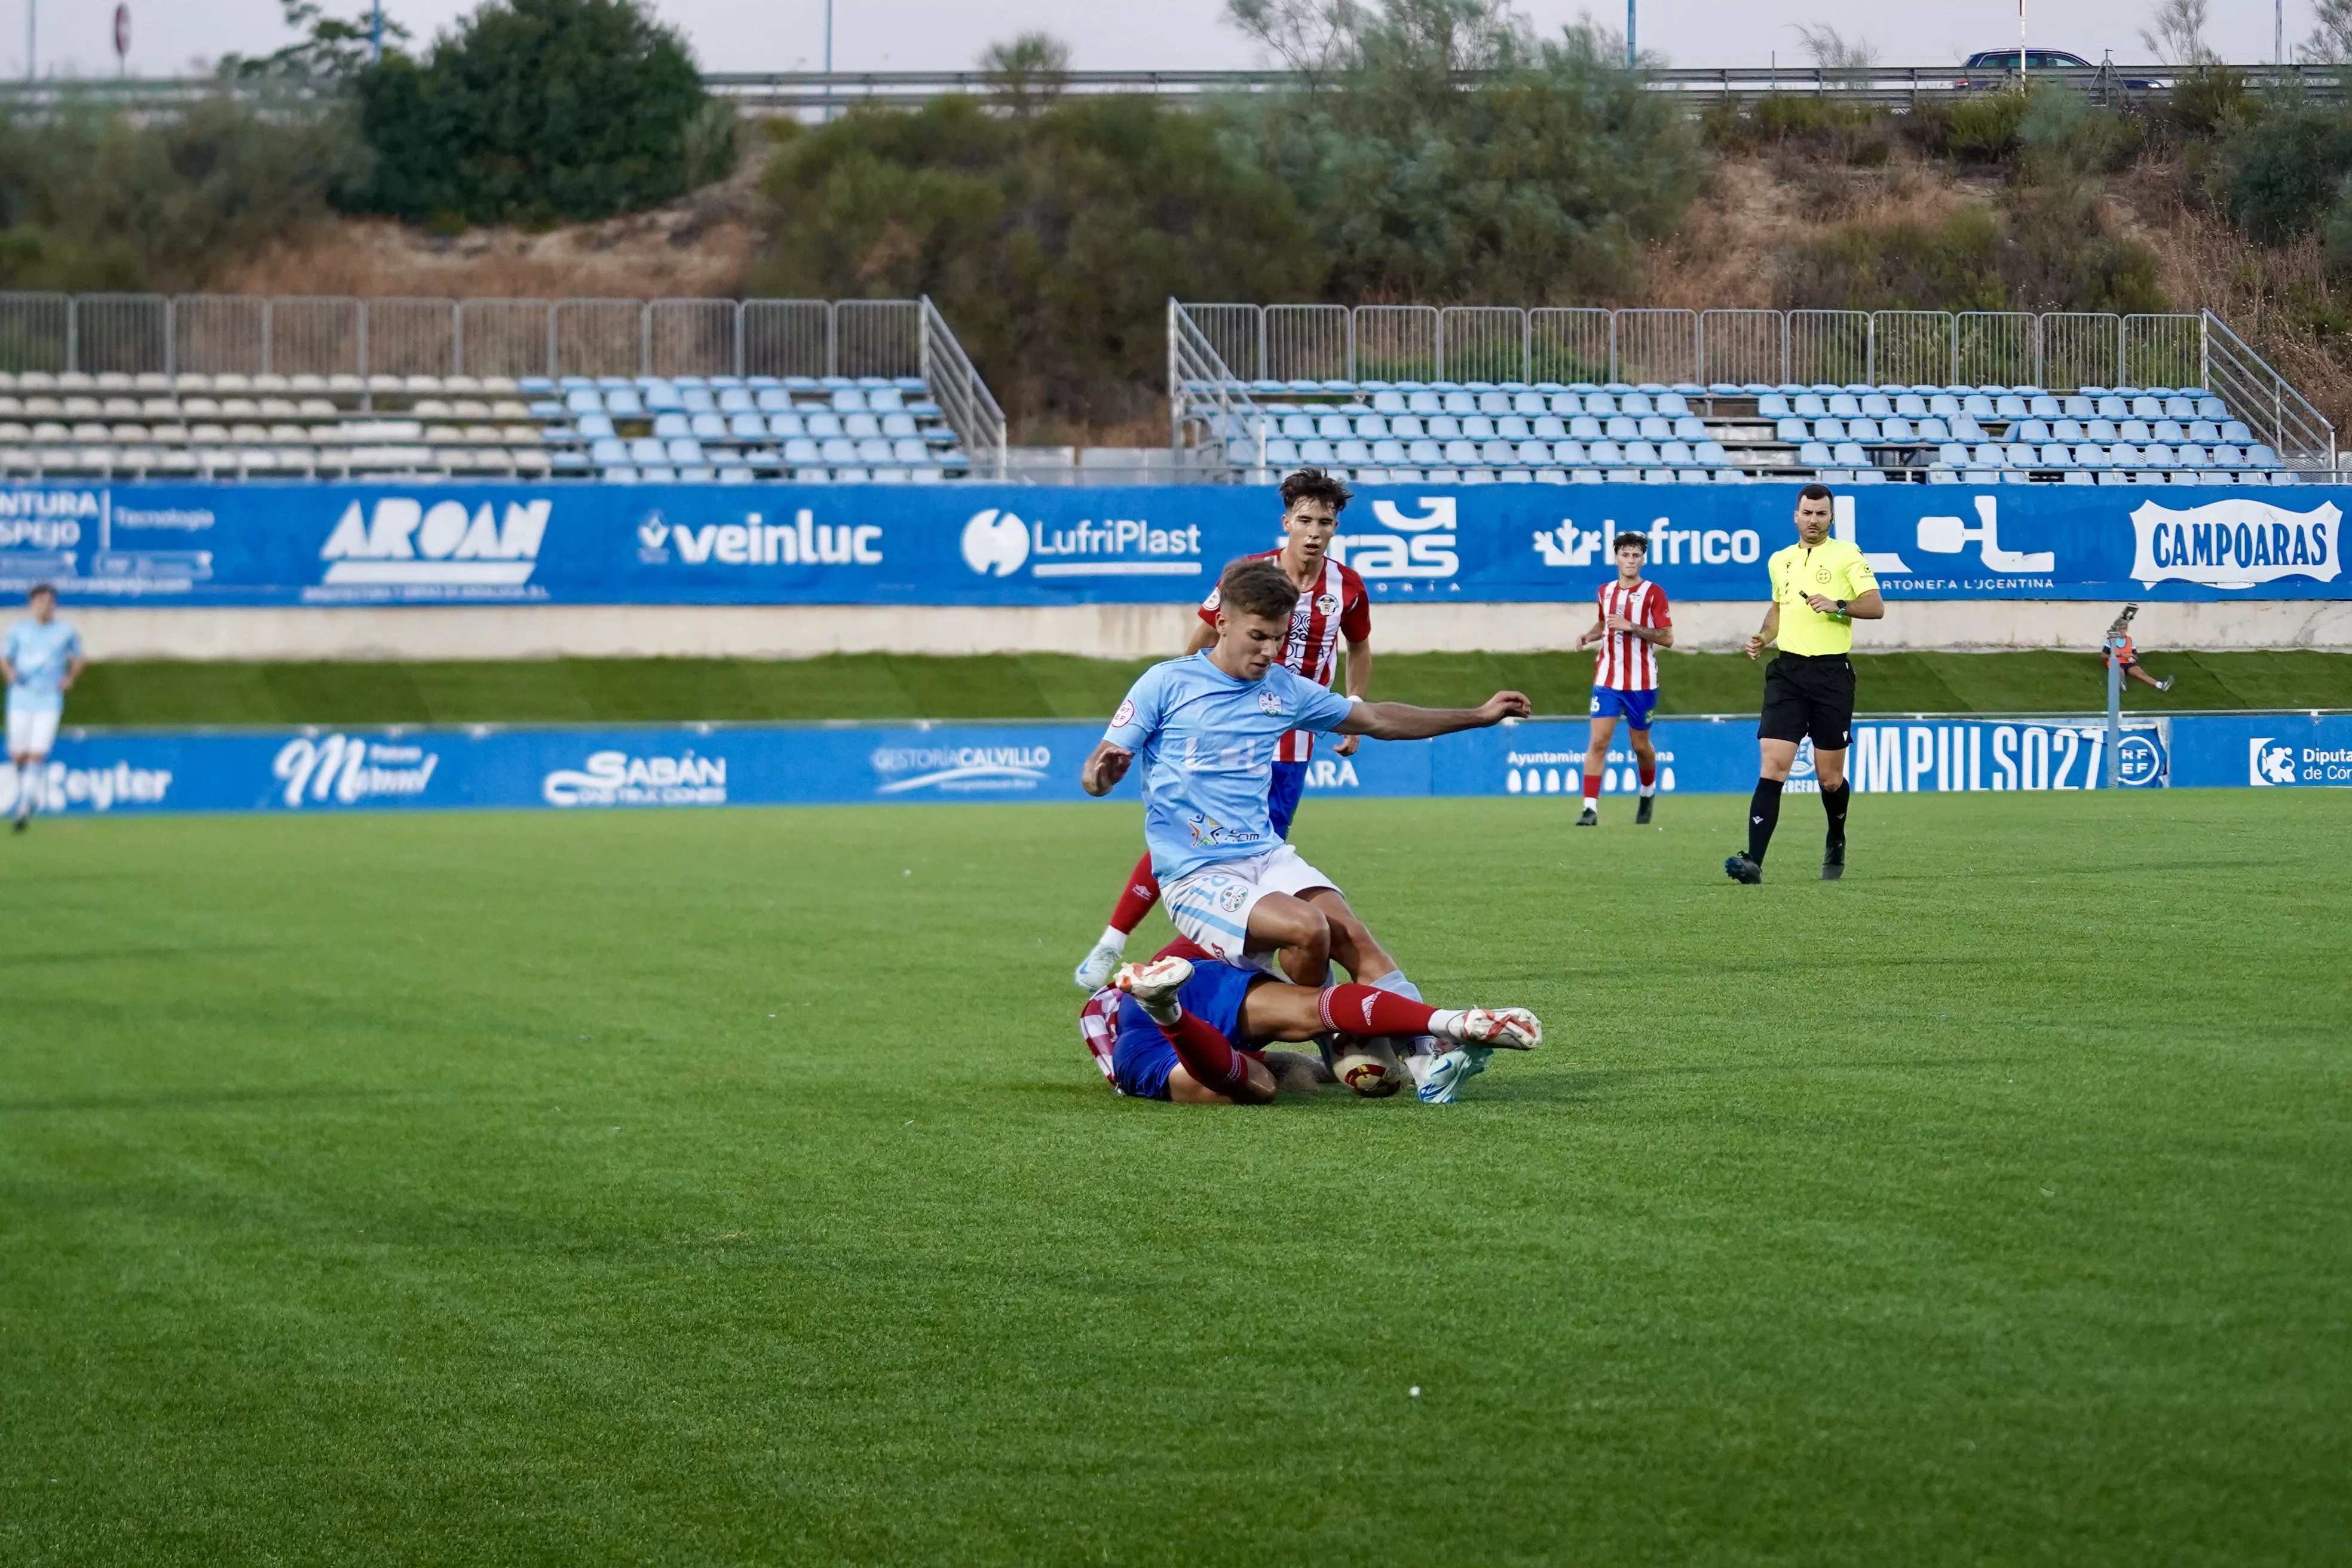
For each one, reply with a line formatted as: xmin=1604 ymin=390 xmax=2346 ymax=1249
xmin=1112 ymin=956 xmax=1193 ymax=1024
xmin=1417 ymin=1046 xmax=1493 ymax=1104
xmin=1073 ymin=935 xmax=1128 ymax=990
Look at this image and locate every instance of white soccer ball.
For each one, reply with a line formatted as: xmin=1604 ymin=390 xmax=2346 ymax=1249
xmin=1334 ymin=1051 xmax=1400 ymax=1098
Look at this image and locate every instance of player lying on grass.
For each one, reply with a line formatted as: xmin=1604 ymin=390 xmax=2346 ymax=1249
xmin=1080 ymin=943 xmax=1540 ymax=1104
xmin=1072 ymin=468 xmax=1370 ymax=990
xmin=1080 ymin=556 xmax=1530 ymax=1098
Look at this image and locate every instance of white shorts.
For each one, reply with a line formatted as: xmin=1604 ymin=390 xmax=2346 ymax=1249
xmin=6 ymin=703 xmax=59 ymax=758
xmin=1161 ymin=843 xmax=1339 ymax=966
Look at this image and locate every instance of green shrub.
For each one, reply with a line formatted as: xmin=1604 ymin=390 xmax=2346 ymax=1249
xmin=351 ymin=0 xmax=719 ymax=226
xmin=2167 ymin=65 xmax=2251 ymax=137
xmin=1778 ymin=197 xmax=2165 ymax=314
xmin=1941 ymin=93 xmax=2030 ymax=162
xmin=752 ymin=94 xmax=1324 ymax=427
xmin=0 ymin=91 xmax=362 ymax=292
xmin=2223 ymin=105 xmax=2352 ymax=244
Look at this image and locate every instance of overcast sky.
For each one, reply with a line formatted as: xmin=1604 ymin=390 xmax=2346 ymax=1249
xmin=11 ymin=0 xmax=2325 ymax=81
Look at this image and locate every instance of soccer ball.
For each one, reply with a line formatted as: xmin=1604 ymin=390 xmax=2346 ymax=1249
xmin=1334 ymin=1051 xmax=1401 ymax=1098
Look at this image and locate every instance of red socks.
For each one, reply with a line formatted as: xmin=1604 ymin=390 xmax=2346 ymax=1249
xmin=1581 ymin=771 xmax=1601 ymax=804
xmin=1109 ymin=852 xmax=1160 ymax=934
xmin=1157 ymin=1010 xmax=1250 ymax=1094
xmin=1638 ymin=760 xmax=1656 ymax=790
xmin=1319 ymin=984 xmax=1438 ymax=1039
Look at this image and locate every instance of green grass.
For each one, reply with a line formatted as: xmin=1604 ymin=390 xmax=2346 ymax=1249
xmin=59 ymin=649 xmax=2352 ymax=728
xmin=2 ymin=794 xmax=2346 ymax=1564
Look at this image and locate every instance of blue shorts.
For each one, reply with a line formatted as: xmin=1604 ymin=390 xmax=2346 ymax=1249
xmin=1110 ymin=960 xmax=1269 ymax=1100
xmin=1269 ymin=758 xmax=1307 ymax=840
xmin=1589 ymin=687 xmax=1658 ymax=730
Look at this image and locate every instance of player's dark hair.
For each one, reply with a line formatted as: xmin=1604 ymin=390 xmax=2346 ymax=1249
xmin=1279 ymin=467 xmax=1351 ymax=516
xmin=1797 ymin=482 xmax=1833 ymax=504
xmin=1612 ymin=531 xmax=1647 ymax=553
xmin=27 ymin=583 xmax=55 ymax=600
xmin=1217 ymin=556 xmax=1301 ymax=623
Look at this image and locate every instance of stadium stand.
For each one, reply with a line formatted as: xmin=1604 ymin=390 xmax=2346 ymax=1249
xmin=1167 ymin=302 xmax=2330 ymax=486
xmin=0 ymin=295 xmax=1001 ymax=482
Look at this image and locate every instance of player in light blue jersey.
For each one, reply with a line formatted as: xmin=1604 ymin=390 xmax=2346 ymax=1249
xmin=1082 ymin=558 xmax=1529 ymax=1100
xmin=4 ymin=584 xmax=85 ymax=832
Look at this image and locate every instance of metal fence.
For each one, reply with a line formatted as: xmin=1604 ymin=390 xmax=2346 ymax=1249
xmin=1173 ymin=301 xmax=2337 ymax=468
xmin=0 ymin=290 xmax=1009 ymax=474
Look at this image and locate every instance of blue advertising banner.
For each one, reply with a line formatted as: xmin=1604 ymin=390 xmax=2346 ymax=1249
xmin=0 ymin=480 xmax=2343 ymax=608
xmin=10 ymin=712 xmax=2341 ymax=821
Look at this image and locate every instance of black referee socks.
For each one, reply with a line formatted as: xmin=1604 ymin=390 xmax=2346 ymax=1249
xmin=1821 ymin=781 xmax=1851 ymax=855
xmin=1747 ymin=777 xmax=1784 ymax=863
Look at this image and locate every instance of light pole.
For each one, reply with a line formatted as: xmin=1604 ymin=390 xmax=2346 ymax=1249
xmin=1626 ymin=0 xmax=1635 ymax=67
xmin=26 ymin=0 xmax=33 ymax=83
xmin=370 ymin=0 xmax=382 ymax=63
xmin=822 ymin=0 xmax=833 ymax=121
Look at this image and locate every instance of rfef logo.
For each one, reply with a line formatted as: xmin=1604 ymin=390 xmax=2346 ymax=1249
xmin=320 ymin=498 xmax=549 ymax=586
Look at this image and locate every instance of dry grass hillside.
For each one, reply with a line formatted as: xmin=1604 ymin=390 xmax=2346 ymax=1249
xmin=222 ymin=137 xmax=2352 ymax=437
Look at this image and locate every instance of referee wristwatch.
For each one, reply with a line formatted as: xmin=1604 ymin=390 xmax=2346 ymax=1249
xmin=1834 ymin=599 xmax=1848 ymax=613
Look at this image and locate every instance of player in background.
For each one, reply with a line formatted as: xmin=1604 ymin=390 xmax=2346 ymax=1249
xmin=2102 ymin=607 xmax=2173 ymax=692
xmin=4 ymin=584 xmax=84 ymax=834
xmin=1080 ymin=557 xmax=1530 ymax=1101
xmin=1082 ymin=946 xmax=1538 ymax=1105
xmin=1073 ymin=467 xmax=1370 ymax=990
xmin=1572 ymin=531 xmax=1673 ymax=827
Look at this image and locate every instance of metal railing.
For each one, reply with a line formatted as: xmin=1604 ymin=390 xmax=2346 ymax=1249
xmin=7 ymin=64 xmax=2337 ymax=117
xmin=1171 ymin=299 xmax=2338 ymax=470
xmin=1169 ymin=299 xmax=1266 ymax=465
xmin=0 ymin=289 xmax=1010 ymax=467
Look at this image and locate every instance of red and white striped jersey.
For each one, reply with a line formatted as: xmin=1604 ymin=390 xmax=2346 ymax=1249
xmin=1592 ymin=577 xmax=1670 ymax=692
xmin=1079 ymin=988 xmax=1122 ymax=1089
xmin=1199 ymin=550 xmax=1371 ymax=762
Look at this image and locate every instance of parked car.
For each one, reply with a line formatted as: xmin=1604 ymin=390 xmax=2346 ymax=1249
xmin=1954 ymin=50 xmax=2158 ymax=90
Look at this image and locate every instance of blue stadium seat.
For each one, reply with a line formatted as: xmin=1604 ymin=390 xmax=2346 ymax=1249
xmin=2016 ymin=419 xmax=2051 ymax=443
xmin=1300 ymin=439 xmax=1337 ymax=465
xmin=1877 ymin=416 xmax=1911 ymax=441
xmin=1849 ymin=417 xmax=1882 ymax=441
xmin=1350 ymin=414 xmax=1386 ymax=439
xmin=782 ymin=437 xmax=820 ymax=465
xmin=666 ymin=437 xmax=705 ymax=464
xmin=806 ymin=412 xmax=844 ymax=438
xmin=681 ymin=388 xmax=718 ymax=414
xmin=2028 ymin=394 xmax=2060 ymax=418
xmin=589 ymin=437 xmax=627 ymax=467
xmin=1372 ymin=439 xmax=1408 ymax=466
xmin=1476 ymin=439 xmax=1512 ymax=466
xmin=1371 ymin=391 xmax=1408 ymax=415
xmin=1757 ymin=393 xmax=1791 ymax=418
xmin=1317 ymin=414 xmax=1352 ymax=439
xmin=564 ymin=388 xmax=602 ymax=415
xmin=2085 ymin=418 xmax=2117 ymax=442
xmin=1624 ymin=440 xmax=1661 ymax=466
xmin=2106 ymin=442 xmax=2140 ymax=468
xmin=1530 ymin=415 xmax=1566 ymax=439
xmin=893 ymin=437 xmax=931 ymax=464
xmin=1776 ymin=417 xmax=1808 ymax=443
xmin=2186 ymin=419 xmax=2219 ymax=443
xmin=2178 ymin=444 xmax=2212 ymax=469
xmin=1590 ymin=440 xmax=1626 ymax=466
xmin=1814 ymin=416 xmax=1847 ymax=441
xmin=1936 ymin=443 xmax=1970 ymax=468
xmin=650 ymin=414 xmax=688 ymax=439
xmin=1472 ymin=391 xmax=1507 ymax=415
xmin=2120 ymin=419 xmax=2151 ymax=443
xmin=2221 ymin=419 xmax=2255 ymax=445
xmin=1441 ymin=391 xmax=1477 ymax=415
xmin=727 ymin=414 xmax=764 ymax=440
xmin=1965 ymin=467 xmax=2000 ymax=485
xmin=1587 ymin=393 xmax=1620 ymax=415
xmin=1827 ymin=393 xmax=1861 ymax=418
xmin=574 ymin=414 xmax=615 ymax=441
xmin=1992 ymin=394 xmax=2026 ymax=419
xmin=1619 ymin=392 xmax=1652 ymax=415
xmin=605 ymin=389 xmax=645 ymax=417
xmin=2002 ymin=442 xmax=2036 ymax=468
xmin=1554 ymin=440 xmax=1590 ymax=466
xmin=831 ymin=388 xmax=869 ymax=412
xmin=2152 ymin=419 xmax=2186 ymax=444
xmin=1564 ymin=415 xmax=1599 ymax=441
xmin=718 ymin=388 xmax=755 ymax=414
xmin=1407 ymin=391 xmax=1442 ymax=415
xmin=1423 ymin=415 xmax=1459 ymax=439
xmin=1407 ymin=439 xmax=1443 ymax=466
xmin=1918 ymin=416 xmax=1951 ymax=441
xmin=2196 ymin=396 xmax=2228 ymax=420
xmin=2128 ymin=395 xmax=2160 ymax=418
xmin=1798 ymin=441 xmax=1831 ymax=467
xmin=1714 ymin=466 xmax=1753 ymax=483
xmin=1695 ymin=440 xmax=1729 ymax=466
xmin=1281 ymin=414 xmax=1316 ymax=439
xmin=1961 ymin=394 xmax=1995 ymax=419
xmin=1637 ymin=415 xmax=1670 ymax=440
xmin=2162 ymin=395 xmax=2194 ymax=419
xmin=690 ymin=414 xmax=727 ymax=440
xmin=820 ymin=437 xmax=858 ymax=464
xmin=1832 ymin=441 xmax=1869 ymax=468
xmin=2041 ymin=443 xmax=2075 ymax=468
xmin=2062 ymin=396 xmax=2094 ymax=418
xmin=1857 ymin=393 xmax=1891 ymax=418
xmin=1599 ymin=415 xmax=1634 ymax=441
xmin=1928 ymin=394 xmax=1961 ymax=418
xmin=2053 ymin=419 xmax=2084 ymax=442
xmin=2249 ymin=444 xmax=2282 ymax=467
xmin=1849 ymin=467 xmax=1887 ymax=485
xmin=2212 ymin=443 xmax=2246 ymax=467
xmin=1389 ymin=415 xmax=1425 ymax=439
xmin=1463 ymin=415 xmax=1497 ymax=439
xmin=2076 ymin=444 xmax=2111 ymax=468
xmin=1514 ymin=439 xmax=1550 ymax=466
xmin=2142 ymin=444 xmax=2177 ymax=470
xmin=1443 ymin=439 xmax=1479 ymax=466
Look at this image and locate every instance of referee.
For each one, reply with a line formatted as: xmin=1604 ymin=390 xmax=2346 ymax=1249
xmin=1725 ymin=483 xmax=1884 ymax=884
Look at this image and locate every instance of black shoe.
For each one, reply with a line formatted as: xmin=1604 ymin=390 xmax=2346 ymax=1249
xmin=10 ymin=816 xmax=24 ymax=834
xmin=1823 ymin=838 xmax=1845 ymax=880
xmin=1575 ymin=807 xmax=1598 ymax=827
xmin=1724 ymin=853 xmax=1762 ymax=884
xmin=1635 ymin=795 xmax=1654 ymax=825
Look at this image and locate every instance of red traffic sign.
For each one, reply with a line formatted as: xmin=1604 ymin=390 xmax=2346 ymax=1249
xmin=114 ymin=5 xmax=130 ymax=60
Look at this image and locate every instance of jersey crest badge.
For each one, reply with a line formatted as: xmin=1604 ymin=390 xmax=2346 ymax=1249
xmin=1257 ymin=689 xmax=1286 ymax=716
xmin=1315 ymin=591 xmax=1341 ymax=615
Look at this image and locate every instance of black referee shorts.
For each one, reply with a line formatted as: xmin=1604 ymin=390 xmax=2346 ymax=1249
xmin=1759 ymin=652 xmax=1855 ymax=751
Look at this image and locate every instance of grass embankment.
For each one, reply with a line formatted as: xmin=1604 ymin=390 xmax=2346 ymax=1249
xmin=1 ymin=794 xmax=2345 ymax=1561
xmin=61 ymin=650 xmax=2352 ymax=727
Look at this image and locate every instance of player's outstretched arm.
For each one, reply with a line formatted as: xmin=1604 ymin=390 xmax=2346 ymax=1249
xmin=1080 ymin=741 xmax=1133 ymax=797
xmin=1336 ymin=690 xmax=1532 ymax=742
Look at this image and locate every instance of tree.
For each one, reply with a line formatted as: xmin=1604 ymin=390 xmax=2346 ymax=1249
xmin=2139 ymin=0 xmax=2219 ymax=66
xmin=1220 ymin=0 xmax=1699 ymax=304
xmin=350 ymin=0 xmax=724 ymax=227
xmin=2301 ymin=0 xmax=2352 ymax=63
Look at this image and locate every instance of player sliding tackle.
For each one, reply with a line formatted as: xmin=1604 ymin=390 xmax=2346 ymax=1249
xmin=1079 ymin=555 xmax=1541 ymax=1101
xmin=1084 ymin=943 xmax=1539 ymax=1105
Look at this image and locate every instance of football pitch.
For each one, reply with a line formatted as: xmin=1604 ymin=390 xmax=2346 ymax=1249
xmin=3 ymin=792 xmax=2346 ymax=1564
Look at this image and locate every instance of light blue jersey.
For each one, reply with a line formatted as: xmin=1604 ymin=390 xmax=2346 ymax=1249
xmin=4 ymin=617 xmax=80 ymax=712
xmin=1103 ymin=652 xmax=1356 ymax=880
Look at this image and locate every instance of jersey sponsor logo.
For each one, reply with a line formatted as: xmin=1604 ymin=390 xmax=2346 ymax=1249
xmin=2131 ymin=498 xmax=2339 ymax=589
xmin=868 ymin=742 xmax=1051 ymax=795
xmin=1185 ymin=811 xmax=1261 ymax=849
xmin=961 ymin=507 xmax=1203 ymax=580
xmin=543 ymin=749 xmax=727 ymax=807
xmin=316 ymin=498 xmax=549 ymax=598
xmin=272 ymin=732 xmax=440 ymax=809
xmin=1331 ymin=497 xmax=1459 ymax=584
xmin=637 ymin=509 xmax=880 ymax=568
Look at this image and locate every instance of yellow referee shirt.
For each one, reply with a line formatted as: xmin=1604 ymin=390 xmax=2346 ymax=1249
xmin=1769 ymin=538 xmax=1878 ymax=656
